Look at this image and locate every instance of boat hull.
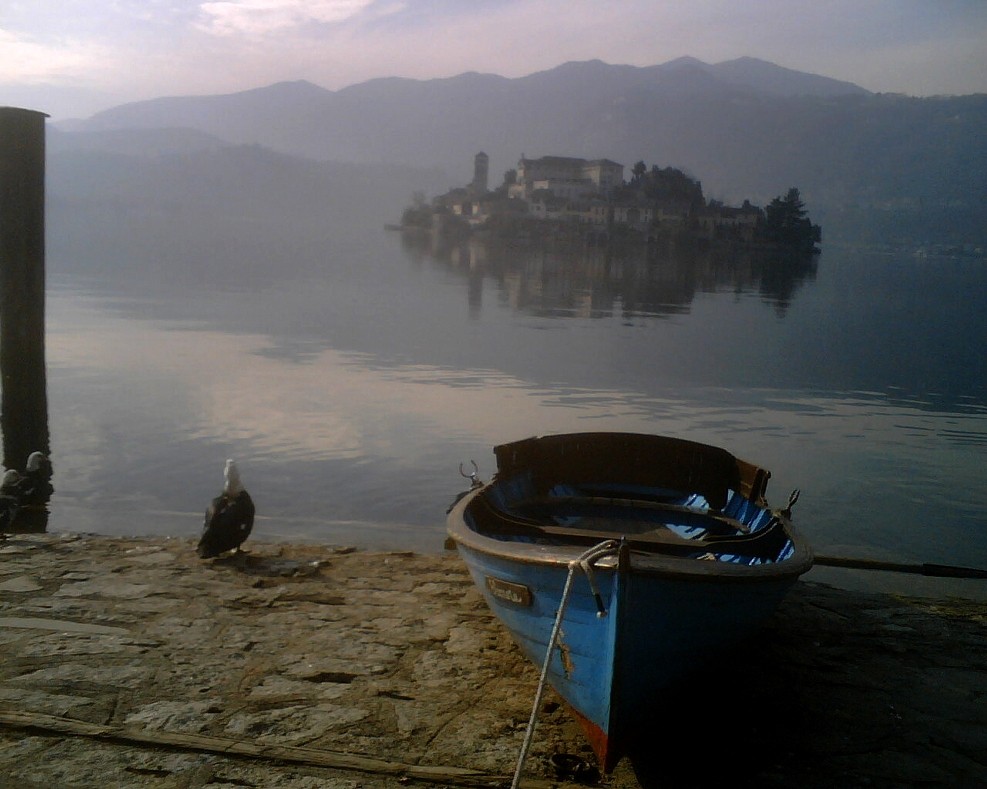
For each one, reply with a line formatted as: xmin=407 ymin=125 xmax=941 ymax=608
xmin=446 ymin=432 xmax=813 ymax=770
xmin=455 ymin=544 xmax=619 ymax=755
xmin=454 ymin=540 xmax=798 ymax=770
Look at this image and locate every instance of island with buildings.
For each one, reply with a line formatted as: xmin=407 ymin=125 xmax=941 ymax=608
xmin=401 ymin=152 xmax=821 ymax=254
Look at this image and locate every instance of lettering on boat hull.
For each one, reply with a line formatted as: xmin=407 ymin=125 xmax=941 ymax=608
xmin=485 ymin=576 xmax=532 ymax=607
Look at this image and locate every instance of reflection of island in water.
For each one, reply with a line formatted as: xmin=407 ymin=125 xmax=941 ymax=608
xmin=402 ymin=231 xmax=818 ymax=320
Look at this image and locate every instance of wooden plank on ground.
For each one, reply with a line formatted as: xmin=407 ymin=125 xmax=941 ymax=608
xmin=0 ymin=707 xmax=556 ymax=788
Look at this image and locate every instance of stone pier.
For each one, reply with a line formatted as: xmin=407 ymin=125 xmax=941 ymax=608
xmin=1 ymin=533 xmax=985 ymax=788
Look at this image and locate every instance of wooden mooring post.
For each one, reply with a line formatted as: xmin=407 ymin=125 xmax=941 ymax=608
xmin=0 ymin=107 xmax=50 ymax=478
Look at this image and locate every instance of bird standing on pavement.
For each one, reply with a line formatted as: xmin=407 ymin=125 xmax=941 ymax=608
xmin=197 ymin=459 xmax=255 ymax=559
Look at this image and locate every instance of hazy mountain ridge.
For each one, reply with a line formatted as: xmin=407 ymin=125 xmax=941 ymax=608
xmin=71 ymin=57 xmax=874 ymax=175
xmin=53 ymin=58 xmax=987 ymax=246
xmin=700 ymin=56 xmax=869 ymax=96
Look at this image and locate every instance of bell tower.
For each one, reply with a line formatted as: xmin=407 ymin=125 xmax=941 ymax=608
xmin=470 ymin=151 xmax=489 ymax=194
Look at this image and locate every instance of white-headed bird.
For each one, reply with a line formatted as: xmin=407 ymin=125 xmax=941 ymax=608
xmin=197 ymin=459 xmax=255 ymax=559
xmin=14 ymin=451 xmax=54 ymax=505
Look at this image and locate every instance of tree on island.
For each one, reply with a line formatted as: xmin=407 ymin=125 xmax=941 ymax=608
xmin=400 ymin=190 xmax=433 ymax=229
xmin=622 ymin=162 xmax=705 ymax=212
xmin=762 ymin=188 xmax=821 ymax=252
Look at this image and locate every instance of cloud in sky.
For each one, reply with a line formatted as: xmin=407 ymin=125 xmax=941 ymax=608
xmin=1 ymin=0 xmax=985 ymax=118
xmin=0 ymin=27 xmax=110 ymax=84
xmin=194 ymin=0 xmax=383 ymax=37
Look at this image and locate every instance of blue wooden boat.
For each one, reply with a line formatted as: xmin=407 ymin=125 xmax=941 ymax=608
xmin=446 ymin=432 xmax=813 ymax=772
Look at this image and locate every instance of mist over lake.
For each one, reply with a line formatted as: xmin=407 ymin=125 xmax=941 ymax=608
xmin=16 ymin=62 xmax=987 ymax=599
xmin=39 ymin=181 xmax=987 ymax=600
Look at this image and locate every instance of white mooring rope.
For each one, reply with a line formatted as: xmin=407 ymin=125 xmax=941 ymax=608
xmin=510 ymin=540 xmax=620 ymax=789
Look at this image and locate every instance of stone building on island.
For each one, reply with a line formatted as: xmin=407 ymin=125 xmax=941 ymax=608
xmin=424 ymin=152 xmax=775 ymax=245
xmin=509 ymin=155 xmax=624 ymax=201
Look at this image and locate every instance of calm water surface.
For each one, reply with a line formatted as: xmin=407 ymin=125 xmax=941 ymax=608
xmin=40 ymin=227 xmax=987 ymax=597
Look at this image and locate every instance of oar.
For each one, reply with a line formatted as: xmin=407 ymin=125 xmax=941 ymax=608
xmin=813 ymin=555 xmax=987 ymax=579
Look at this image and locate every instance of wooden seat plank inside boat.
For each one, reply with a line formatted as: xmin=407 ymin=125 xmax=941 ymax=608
xmin=469 ymin=491 xmax=792 ymax=561
xmin=523 ymin=495 xmax=752 ymax=533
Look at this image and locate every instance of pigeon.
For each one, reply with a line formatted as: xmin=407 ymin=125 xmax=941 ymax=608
xmin=15 ymin=451 xmax=54 ymax=505
xmin=197 ymin=459 xmax=255 ymax=559
xmin=0 ymin=469 xmax=21 ymax=530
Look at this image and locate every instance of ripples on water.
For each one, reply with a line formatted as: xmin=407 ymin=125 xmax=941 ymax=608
xmin=23 ymin=229 xmax=987 ymax=600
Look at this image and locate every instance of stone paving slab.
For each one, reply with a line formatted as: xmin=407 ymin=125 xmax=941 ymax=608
xmin=0 ymin=533 xmax=985 ymax=788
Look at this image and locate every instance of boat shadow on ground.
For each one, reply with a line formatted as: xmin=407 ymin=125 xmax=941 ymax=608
xmin=620 ymin=657 xmax=804 ymax=789
xmin=616 ymin=580 xmax=987 ymax=788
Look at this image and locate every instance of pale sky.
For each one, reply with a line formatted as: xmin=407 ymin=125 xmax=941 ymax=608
xmin=2 ymin=0 xmax=986 ymax=120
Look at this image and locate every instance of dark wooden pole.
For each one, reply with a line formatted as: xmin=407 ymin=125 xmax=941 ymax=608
xmin=813 ymin=555 xmax=987 ymax=579
xmin=0 ymin=107 xmax=50 ymax=474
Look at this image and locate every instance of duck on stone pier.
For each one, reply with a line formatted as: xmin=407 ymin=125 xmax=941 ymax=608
xmin=197 ymin=459 xmax=255 ymax=559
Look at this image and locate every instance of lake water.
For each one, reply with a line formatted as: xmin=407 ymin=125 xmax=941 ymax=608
xmin=31 ymin=223 xmax=987 ymax=598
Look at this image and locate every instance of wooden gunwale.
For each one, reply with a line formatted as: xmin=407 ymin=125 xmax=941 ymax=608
xmin=447 ymin=486 xmax=813 ymax=582
xmin=446 ymin=432 xmax=813 ymax=581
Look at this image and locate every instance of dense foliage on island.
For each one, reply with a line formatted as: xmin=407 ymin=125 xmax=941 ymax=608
xmin=761 ymin=188 xmax=823 ymax=253
xmin=402 ymin=156 xmax=822 ymax=254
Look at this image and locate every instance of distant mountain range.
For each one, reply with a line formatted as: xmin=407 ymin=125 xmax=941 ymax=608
xmin=51 ymin=57 xmax=987 ymax=247
xmin=64 ymin=57 xmax=873 ymax=178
